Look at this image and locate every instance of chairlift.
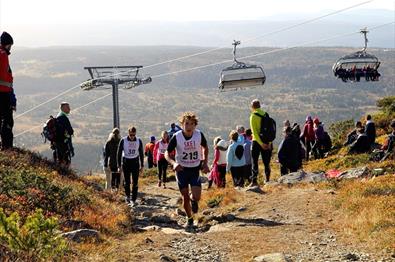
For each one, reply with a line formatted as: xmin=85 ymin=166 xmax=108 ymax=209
xmin=218 ymin=40 xmax=266 ymax=91
xmin=80 ymin=79 xmax=102 ymax=90
xmin=332 ymin=28 xmax=381 ymax=82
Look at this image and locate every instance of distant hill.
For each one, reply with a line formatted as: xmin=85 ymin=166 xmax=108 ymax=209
xmin=10 ymin=46 xmax=395 ymax=172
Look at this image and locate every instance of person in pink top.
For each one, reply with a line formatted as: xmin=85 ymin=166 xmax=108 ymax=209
xmin=153 ymin=131 xmax=169 ymax=188
xmin=208 ymin=136 xmax=228 ymax=188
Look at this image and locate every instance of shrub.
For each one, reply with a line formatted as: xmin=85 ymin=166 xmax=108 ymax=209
xmin=0 ymin=170 xmax=90 ymax=218
xmin=0 ymin=208 xmax=68 ymax=261
xmin=328 ymin=119 xmax=355 ymax=149
xmin=376 ymin=96 xmax=395 ymax=114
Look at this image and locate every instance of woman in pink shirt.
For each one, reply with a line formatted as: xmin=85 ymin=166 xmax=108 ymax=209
xmin=208 ymin=136 xmax=228 ymax=188
xmin=153 ymin=131 xmax=169 ymax=188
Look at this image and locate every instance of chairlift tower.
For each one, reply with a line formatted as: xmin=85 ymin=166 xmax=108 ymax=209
xmin=81 ymin=66 xmax=152 ymax=129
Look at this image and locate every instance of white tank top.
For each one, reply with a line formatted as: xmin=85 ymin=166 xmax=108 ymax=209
xmin=157 ymin=140 xmax=168 ymax=157
xmin=217 ymin=149 xmax=227 ymax=165
xmin=122 ymin=137 xmax=140 ymax=159
xmin=175 ymin=130 xmax=202 ymax=168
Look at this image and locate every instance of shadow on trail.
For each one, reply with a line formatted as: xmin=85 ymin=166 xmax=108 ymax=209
xmin=234 ymin=217 xmax=285 ymax=227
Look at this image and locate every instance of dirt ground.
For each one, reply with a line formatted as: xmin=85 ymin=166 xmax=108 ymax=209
xmin=80 ymin=176 xmax=394 ymax=262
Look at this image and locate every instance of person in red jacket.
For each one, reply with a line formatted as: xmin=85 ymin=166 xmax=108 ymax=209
xmin=300 ymin=116 xmax=315 ymax=161
xmin=0 ymin=32 xmax=15 ymax=150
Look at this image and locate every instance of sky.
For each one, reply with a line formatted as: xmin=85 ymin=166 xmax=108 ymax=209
xmin=1 ymin=0 xmax=393 ymax=24
xmin=0 ymin=0 xmax=393 ymax=47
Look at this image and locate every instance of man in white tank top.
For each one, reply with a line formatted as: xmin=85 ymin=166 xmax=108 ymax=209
xmin=117 ymin=126 xmax=144 ymax=206
xmin=165 ymin=112 xmax=209 ymax=229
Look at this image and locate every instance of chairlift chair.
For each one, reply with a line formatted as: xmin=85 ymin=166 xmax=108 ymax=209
xmin=332 ymin=28 xmax=381 ymax=82
xmin=218 ymin=40 xmax=266 ymax=91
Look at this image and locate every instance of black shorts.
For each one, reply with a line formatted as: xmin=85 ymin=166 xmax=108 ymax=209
xmin=176 ymin=166 xmax=201 ymax=190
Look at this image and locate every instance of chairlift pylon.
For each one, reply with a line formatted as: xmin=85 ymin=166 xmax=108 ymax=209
xmin=218 ymin=40 xmax=266 ymax=91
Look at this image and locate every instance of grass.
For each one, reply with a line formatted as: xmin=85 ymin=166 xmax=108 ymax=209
xmin=333 ymin=175 xmax=395 ymax=251
xmin=0 ymin=148 xmax=131 ymax=260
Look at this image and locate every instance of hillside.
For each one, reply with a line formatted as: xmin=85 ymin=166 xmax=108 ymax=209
xmin=0 ymin=149 xmax=130 ymax=260
xmin=1 ymin=97 xmax=394 ymax=261
xmin=11 ymin=46 xmax=395 ymax=172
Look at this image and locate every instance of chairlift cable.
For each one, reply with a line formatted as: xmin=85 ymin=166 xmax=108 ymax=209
xmin=13 ymin=21 xmax=394 ymax=139
xmin=14 ymin=93 xmax=112 ymax=138
xmin=14 ymin=0 xmax=375 ymax=120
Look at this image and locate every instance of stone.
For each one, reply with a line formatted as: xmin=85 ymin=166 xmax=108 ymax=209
xmin=344 ymin=253 xmax=359 ymax=261
xmin=61 ymin=229 xmax=100 ymax=243
xmin=176 ymin=208 xmax=186 ymax=217
xmin=253 ymin=253 xmax=289 ymax=262
xmin=159 ymin=254 xmax=176 ymax=262
xmin=151 ymin=215 xmax=174 ymax=224
xmin=207 ymin=223 xmax=233 ymax=233
xmin=278 ymin=171 xmax=327 ymax=184
xmin=246 ymin=186 xmax=264 ymax=194
xmin=141 ymin=211 xmax=153 ymax=218
xmin=145 ymin=237 xmax=154 ymax=244
xmin=372 ymin=168 xmax=385 ymax=176
xmin=237 ymin=207 xmax=247 ymax=212
xmin=169 ymin=197 xmax=182 ymax=207
xmin=202 ymin=209 xmax=214 ymax=216
xmin=225 ymin=214 xmax=236 ymax=222
xmin=141 ymin=225 xmax=161 ymax=231
xmin=339 ymin=167 xmax=370 ymax=179
xmin=277 ymin=171 xmax=306 ymax=184
xmin=305 ymin=172 xmax=327 ymax=183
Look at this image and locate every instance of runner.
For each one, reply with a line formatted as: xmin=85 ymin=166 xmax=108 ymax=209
xmin=117 ymin=126 xmax=144 ymax=206
xmin=165 ymin=112 xmax=209 ymax=229
xmin=153 ymin=131 xmax=169 ymax=188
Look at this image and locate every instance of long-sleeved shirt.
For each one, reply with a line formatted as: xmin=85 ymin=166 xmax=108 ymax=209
xmin=365 ymin=120 xmax=376 ymax=145
xmin=117 ymin=136 xmax=144 ymax=167
xmin=250 ymin=108 xmax=267 ymax=146
xmin=278 ymin=134 xmax=302 ymax=168
xmin=301 ymin=120 xmax=315 ymax=142
xmin=244 ymin=138 xmax=252 ymax=165
xmin=56 ymin=111 xmax=74 ymax=142
xmin=104 ymin=137 xmax=121 ymax=170
xmin=226 ymin=140 xmax=246 ymax=172
xmin=314 ymin=124 xmax=325 ymax=141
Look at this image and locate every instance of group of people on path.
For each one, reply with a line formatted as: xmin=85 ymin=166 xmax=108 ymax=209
xmin=103 ymin=112 xmax=209 ymax=227
xmin=100 ymin=99 xmax=333 ymax=229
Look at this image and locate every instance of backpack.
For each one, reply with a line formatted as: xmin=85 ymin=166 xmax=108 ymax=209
xmin=255 ymin=112 xmax=276 ymax=144
xmin=41 ymin=116 xmax=57 ymax=143
xmin=235 ymin=144 xmax=244 ymax=160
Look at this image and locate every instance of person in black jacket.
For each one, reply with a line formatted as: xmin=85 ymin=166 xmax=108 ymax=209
xmin=104 ymin=128 xmax=122 ymax=190
xmin=365 ymin=115 xmax=376 ymax=146
xmin=54 ymin=102 xmax=74 ymax=167
xmin=349 ymin=127 xmax=370 ymax=154
xmin=344 ymin=121 xmax=364 ymax=146
xmin=278 ymin=126 xmax=303 ymax=176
